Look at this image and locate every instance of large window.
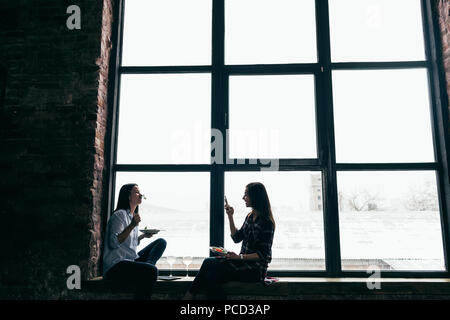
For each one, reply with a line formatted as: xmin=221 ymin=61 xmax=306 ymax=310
xmin=109 ymin=0 xmax=450 ymax=276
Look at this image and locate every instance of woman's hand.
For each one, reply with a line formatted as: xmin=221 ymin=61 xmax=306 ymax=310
xmin=138 ymin=233 xmax=153 ymax=243
xmin=225 ymin=251 xmax=240 ymax=260
xmin=131 ymin=213 xmax=141 ymax=227
xmin=142 ymin=233 xmax=153 ymax=238
xmin=225 ymin=204 xmax=234 ymax=217
xmin=118 ymin=214 xmax=140 ymax=244
xmin=225 ymin=201 xmax=237 ymax=236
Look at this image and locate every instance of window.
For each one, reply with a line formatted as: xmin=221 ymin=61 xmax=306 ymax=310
xmin=338 ymin=171 xmax=444 ymax=271
xmin=109 ymin=0 xmax=449 ymax=276
xmin=225 ymin=171 xmax=326 ymax=271
xmin=225 ymin=0 xmax=317 ymax=64
xmin=228 ymin=74 xmax=316 ymax=159
xmin=332 ymin=69 xmax=434 ymax=163
xmin=329 ymin=0 xmax=425 ymax=62
xmin=116 ymin=74 xmax=211 ymax=164
xmin=121 ymin=0 xmax=211 ymax=66
xmin=328 ymin=0 xmax=447 ymax=273
xmin=115 ymin=172 xmax=210 ymax=271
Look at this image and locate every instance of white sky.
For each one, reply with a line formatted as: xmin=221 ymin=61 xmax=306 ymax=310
xmin=116 ymin=0 xmax=437 ymax=203
xmin=113 ymin=0 xmax=443 ymax=263
xmin=118 ymin=0 xmax=433 ymax=165
xmin=225 ymin=0 xmax=317 ymax=64
xmin=333 ymin=68 xmax=435 ymax=163
xmin=229 ymin=74 xmax=317 ymax=159
xmin=116 ymin=74 xmax=211 ymax=164
xmin=122 ymin=0 xmax=212 ymax=66
xmin=122 ymin=0 xmax=425 ymax=64
xmin=329 ymin=0 xmax=425 ymax=62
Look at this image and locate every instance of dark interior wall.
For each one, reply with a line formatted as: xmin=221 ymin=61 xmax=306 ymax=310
xmin=0 ymin=0 xmax=113 ymax=298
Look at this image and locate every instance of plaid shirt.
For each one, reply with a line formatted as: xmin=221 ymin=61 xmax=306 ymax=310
xmin=226 ymin=212 xmax=275 ymax=279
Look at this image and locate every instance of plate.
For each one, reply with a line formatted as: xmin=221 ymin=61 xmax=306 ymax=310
xmin=209 ymin=246 xmax=228 ymax=255
xmin=158 ymin=276 xmax=180 ymax=281
xmin=140 ymin=229 xmax=160 ymax=234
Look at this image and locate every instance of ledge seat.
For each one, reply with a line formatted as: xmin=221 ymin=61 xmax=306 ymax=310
xmin=78 ymin=276 xmax=450 ymax=300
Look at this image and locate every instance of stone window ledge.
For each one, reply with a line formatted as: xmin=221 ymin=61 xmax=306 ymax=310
xmin=79 ymin=276 xmax=450 ymax=300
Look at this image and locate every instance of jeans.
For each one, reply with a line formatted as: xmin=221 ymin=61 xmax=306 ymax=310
xmin=188 ymin=257 xmax=261 ymax=300
xmin=105 ymin=238 xmax=167 ymax=299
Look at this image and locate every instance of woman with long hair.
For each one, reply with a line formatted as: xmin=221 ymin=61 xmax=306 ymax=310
xmin=103 ymin=183 xmax=167 ymax=299
xmin=184 ymin=182 xmax=275 ymax=300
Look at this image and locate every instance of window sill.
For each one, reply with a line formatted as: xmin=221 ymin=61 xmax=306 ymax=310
xmin=80 ymin=276 xmax=450 ymax=299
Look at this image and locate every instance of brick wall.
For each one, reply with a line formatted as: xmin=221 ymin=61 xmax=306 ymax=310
xmin=0 ymin=0 xmax=113 ymax=298
xmin=89 ymin=0 xmax=113 ymax=283
xmin=439 ymin=0 xmax=450 ymax=121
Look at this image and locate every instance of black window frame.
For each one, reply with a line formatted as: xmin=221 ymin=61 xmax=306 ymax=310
xmin=106 ymin=0 xmax=450 ymax=278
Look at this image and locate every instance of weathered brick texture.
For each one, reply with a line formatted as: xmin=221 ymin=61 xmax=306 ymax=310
xmin=0 ymin=0 xmax=113 ymax=298
xmin=439 ymin=0 xmax=450 ymax=123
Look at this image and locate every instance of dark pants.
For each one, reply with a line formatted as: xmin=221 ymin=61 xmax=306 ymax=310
xmin=188 ymin=257 xmax=261 ymax=300
xmin=105 ymin=238 xmax=167 ymax=299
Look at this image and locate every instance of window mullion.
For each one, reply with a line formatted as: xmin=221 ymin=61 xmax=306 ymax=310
xmin=316 ymin=0 xmax=342 ymax=277
xmin=210 ymin=0 xmax=226 ymax=250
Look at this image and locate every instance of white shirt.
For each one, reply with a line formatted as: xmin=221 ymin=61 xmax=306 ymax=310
xmin=102 ymin=209 xmax=139 ymax=275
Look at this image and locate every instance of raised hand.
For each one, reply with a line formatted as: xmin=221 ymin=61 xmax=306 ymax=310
xmin=131 ymin=213 xmax=141 ymax=227
xmin=224 ymin=197 xmax=234 ymax=216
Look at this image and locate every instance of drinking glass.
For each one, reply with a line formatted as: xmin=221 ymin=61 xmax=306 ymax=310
xmin=182 ymin=256 xmax=193 ymax=278
xmin=166 ymin=256 xmax=176 ymax=277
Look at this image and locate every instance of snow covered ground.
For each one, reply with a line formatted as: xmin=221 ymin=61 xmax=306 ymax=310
xmin=137 ymin=207 xmax=445 ymax=272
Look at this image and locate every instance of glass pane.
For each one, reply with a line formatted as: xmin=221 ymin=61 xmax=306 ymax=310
xmin=337 ymin=171 xmax=445 ymax=271
xmin=329 ymin=0 xmax=425 ymax=62
xmin=229 ymin=75 xmax=317 ymax=159
xmin=116 ymin=74 xmax=211 ymax=164
xmin=225 ymin=0 xmax=317 ymax=64
xmin=225 ymin=171 xmax=326 ymax=271
xmin=122 ymin=0 xmax=211 ymax=66
xmin=115 ymin=172 xmax=210 ymax=271
xmin=333 ymin=69 xmax=434 ymax=163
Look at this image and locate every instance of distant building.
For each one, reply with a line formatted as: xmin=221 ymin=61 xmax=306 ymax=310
xmin=310 ymin=174 xmax=323 ymax=211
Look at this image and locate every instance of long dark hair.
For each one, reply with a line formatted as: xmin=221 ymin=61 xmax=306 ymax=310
xmin=246 ymin=182 xmax=275 ymax=228
xmin=115 ymin=183 xmax=139 ymax=213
